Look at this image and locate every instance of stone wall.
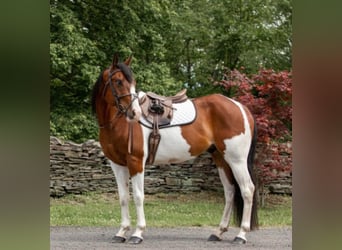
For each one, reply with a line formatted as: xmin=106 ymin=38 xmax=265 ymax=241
xmin=50 ymin=136 xmax=292 ymax=197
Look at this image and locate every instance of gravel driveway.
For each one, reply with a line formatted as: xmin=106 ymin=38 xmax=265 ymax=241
xmin=50 ymin=226 xmax=291 ymax=249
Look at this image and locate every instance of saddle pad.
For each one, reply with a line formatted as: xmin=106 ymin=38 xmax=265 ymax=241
xmin=139 ymin=99 xmax=197 ymax=129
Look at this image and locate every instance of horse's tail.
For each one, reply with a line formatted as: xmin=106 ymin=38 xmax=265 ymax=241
xmin=233 ymin=118 xmax=259 ymax=230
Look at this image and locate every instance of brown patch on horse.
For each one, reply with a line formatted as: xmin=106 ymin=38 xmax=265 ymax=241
xmin=126 ymin=122 xmax=145 ymax=176
xmin=181 ymin=94 xmax=245 ymax=156
xmin=99 ymin=120 xmax=144 ymax=176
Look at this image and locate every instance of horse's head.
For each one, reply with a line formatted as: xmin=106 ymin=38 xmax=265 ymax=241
xmin=101 ymin=54 xmax=141 ymax=122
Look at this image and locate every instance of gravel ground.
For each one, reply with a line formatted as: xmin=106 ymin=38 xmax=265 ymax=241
xmin=50 ymin=226 xmax=292 ymax=250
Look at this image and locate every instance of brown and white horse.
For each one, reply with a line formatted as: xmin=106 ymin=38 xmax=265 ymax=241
xmin=92 ymin=54 xmax=258 ymax=244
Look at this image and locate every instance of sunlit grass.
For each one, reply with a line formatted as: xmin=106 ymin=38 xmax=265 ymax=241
xmin=258 ymin=195 xmax=292 ymax=227
xmin=50 ymin=192 xmax=291 ymax=227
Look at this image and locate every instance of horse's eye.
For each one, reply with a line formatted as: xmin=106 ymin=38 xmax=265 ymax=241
xmin=116 ymin=80 xmax=122 ymax=86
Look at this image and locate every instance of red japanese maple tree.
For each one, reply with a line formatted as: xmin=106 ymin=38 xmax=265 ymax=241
xmin=215 ymin=68 xmax=292 ymax=193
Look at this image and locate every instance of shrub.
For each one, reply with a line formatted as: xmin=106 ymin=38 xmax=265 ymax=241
xmin=50 ymin=110 xmax=98 ymax=143
xmin=215 ymin=68 xmax=292 ymax=188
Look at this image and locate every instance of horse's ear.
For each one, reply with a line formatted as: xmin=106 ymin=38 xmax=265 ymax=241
xmin=124 ymin=54 xmax=133 ymax=66
xmin=111 ymin=53 xmax=119 ymax=70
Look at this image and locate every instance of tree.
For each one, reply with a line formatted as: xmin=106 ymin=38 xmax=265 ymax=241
xmin=50 ymin=3 xmax=105 ymax=141
xmin=50 ymin=0 xmax=292 ymax=142
xmin=163 ymin=0 xmax=292 ymax=96
xmin=69 ymin=0 xmax=183 ymax=94
xmin=209 ymin=0 xmax=292 ymax=74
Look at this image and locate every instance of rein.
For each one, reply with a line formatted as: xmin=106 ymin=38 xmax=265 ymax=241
xmin=128 ymin=122 xmax=133 ymax=154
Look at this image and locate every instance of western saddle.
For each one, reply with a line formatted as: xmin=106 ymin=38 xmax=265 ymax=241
xmin=139 ymin=89 xmax=188 ymax=165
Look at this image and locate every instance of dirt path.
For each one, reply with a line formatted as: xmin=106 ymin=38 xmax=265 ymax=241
xmin=50 ymin=226 xmax=291 ymax=249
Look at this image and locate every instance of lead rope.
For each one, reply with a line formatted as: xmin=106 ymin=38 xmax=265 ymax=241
xmin=128 ymin=122 xmax=133 ymax=154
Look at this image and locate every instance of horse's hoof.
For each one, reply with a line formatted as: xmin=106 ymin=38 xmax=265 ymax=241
xmin=208 ymin=234 xmax=222 ymax=241
xmin=232 ymin=236 xmax=247 ymax=244
xmin=128 ymin=236 xmax=143 ymax=244
xmin=112 ymin=236 xmax=126 ymax=243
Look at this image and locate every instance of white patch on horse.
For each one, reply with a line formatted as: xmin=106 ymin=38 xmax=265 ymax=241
xmin=141 ymin=125 xmax=195 ymax=165
xmin=131 ymin=172 xmax=146 ymax=239
xmin=224 ymin=98 xmax=252 ymax=159
xmin=110 ymin=161 xmax=131 ymax=238
xmin=130 ymin=85 xmax=141 ymax=121
xmin=222 ymin=98 xmax=255 ymax=239
xmin=213 ymin=167 xmax=235 ymax=239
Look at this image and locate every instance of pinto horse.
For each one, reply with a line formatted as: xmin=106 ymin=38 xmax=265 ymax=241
xmin=91 ymin=54 xmax=258 ymax=244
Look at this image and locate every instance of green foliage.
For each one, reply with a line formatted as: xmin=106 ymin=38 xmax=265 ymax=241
xmin=133 ymin=61 xmax=183 ymax=95
xmin=50 ymin=0 xmax=292 ymax=141
xmin=50 ymin=4 xmax=105 ymax=111
xmin=50 ymin=110 xmax=98 ymax=143
xmin=208 ymin=0 xmax=292 ymax=75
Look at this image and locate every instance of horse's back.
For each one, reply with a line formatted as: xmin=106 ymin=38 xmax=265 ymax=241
xmin=146 ymin=94 xmax=254 ymax=160
xmin=192 ymin=94 xmax=254 ymax=136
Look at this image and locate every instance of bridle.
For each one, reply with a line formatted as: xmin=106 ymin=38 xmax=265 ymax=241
xmin=99 ymin=68 xmax=138 ymax=128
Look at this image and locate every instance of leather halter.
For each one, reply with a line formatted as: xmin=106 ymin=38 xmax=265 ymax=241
xmin=99 ymin=68 xmax=138 ymax=128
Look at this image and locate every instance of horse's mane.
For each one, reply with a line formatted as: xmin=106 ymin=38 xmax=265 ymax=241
xmin=91 ymin=63 xmax=133 ymax=115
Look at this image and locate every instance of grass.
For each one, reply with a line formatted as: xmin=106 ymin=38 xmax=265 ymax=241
xmin=50 ymin=192 xmax=291 ymax=227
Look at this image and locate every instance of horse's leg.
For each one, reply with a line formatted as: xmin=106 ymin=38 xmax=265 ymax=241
xmin=128 ymin=171 xmax=146 ymax=244
xmin=225 ymin=156 xmax=255 ymax=244
xmin=208 ymin=150 xmax=235 ymax=241
xmin=111 ymin=162 xmax=131 ymax=243
xmin=221 ymin=103 xmax=258 ymax=244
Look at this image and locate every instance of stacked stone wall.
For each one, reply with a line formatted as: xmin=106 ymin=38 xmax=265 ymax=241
xmin=50 ymin=137 xmax=292 ymax=197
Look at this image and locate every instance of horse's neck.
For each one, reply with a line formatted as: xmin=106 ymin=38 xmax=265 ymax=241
xmin=97 ymin=102 xmax=121 ymax=127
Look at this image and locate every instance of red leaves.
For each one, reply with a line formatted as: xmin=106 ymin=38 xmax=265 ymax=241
xmin=215 ymin=68 xmax=292 ymax=185
xmin=217 ymin=68 xmax=292 ymax=143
